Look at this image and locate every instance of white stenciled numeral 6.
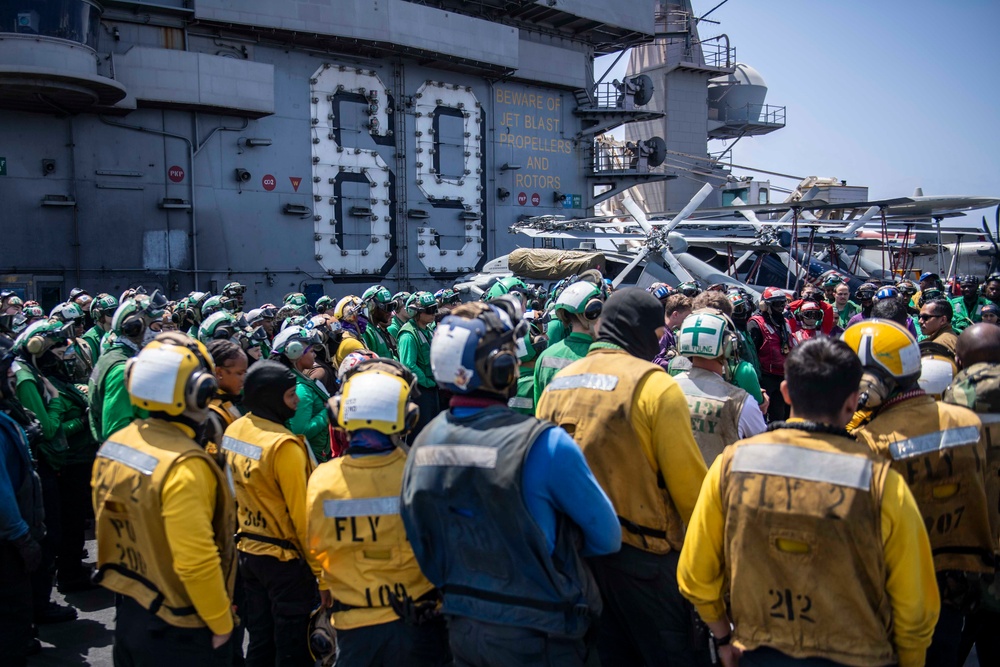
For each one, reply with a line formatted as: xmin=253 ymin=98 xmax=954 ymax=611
xmin=311 ymin=65 xmax=395 ymax=276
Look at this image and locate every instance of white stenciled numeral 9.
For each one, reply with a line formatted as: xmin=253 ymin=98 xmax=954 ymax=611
xmin=413 ymin=81 xmax=484 ymax=274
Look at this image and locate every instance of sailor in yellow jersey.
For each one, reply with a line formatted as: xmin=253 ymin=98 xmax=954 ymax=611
xmin=678 ymin=337 xmax=939 ymax=667
xmin=845 ymin=319 xmax=992 ymax=667
xmin=536 ymin=288 xmax=709 ymax=667
xmin=223 ymin=360 xmax=325 ymax=667
xmin=204 ymin=339 xmax=247 ymax=452
xmin=91 ymin=332 xmax=237 ymax=666
xmin=306 ymin=358 xmax=449 ymax=666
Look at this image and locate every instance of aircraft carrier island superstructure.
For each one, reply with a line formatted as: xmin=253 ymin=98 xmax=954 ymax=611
xmin=0 ymin=0 xmax=783 ymax=307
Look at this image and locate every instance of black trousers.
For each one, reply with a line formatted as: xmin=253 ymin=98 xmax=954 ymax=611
xmin=447 ymin=616 xmax=588 ymax=667
xmin=740 ymin=647 xmax=852 ymax=666
xmin=759 ymin=373 xmax=790 ymax=423
xmin=336 ymin=617 xmax=450 ymax=667
xmin=239 ymin=552 xmax=317 ymax=667
xmin=54 ymin=459 xmax=93 ymax=584
xmin=30 ymin=459 xmax=59 ymax=611
xmin=959 ymin=607 xmax=1000 ymax=667
xmin=113 ymin=595 xmax=232 ymax=667
xmin=588 ymin=545 xmax=710 ymax=667
xmin=0 ymin=541 xmax=35 ymax=666
xmin=411 ymin=386 xmax=441 ymax=440
xmin=926 ymin=603 xmax=964 ymax=667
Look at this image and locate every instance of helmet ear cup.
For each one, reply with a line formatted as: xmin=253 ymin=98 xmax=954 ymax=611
xmin=121 ymin=314 xmax=145 ymax=339
xmin=404 ymin=401 xmax=420 ymax=433
xmin=284 ymin=339 xmax=306 ymax=360
xmin=485 ymin=348 xmax=517 ymax=392
xmin=583 ymin=297 xmax=603 ymax=321
xmin=187 ymin=371 xmax=218 ymax=411
xmin=25 ymin=335 xmax=46 ymax=356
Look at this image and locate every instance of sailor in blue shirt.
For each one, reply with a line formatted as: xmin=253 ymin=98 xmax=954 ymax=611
xmin=401 ymin=297 xmax=621 ymax=667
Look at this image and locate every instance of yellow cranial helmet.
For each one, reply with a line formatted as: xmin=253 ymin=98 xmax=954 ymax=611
xmin=333 ymin=360 xmax=418 ymax=435
xmin=334 ymin=295 xmax=363 ymax=322
xmin=125 ymin=332 xmax=217 ymax=420
xmin=842 ymin=318 xmax=921 ymax=383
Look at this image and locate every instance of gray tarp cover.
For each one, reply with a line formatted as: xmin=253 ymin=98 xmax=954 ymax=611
xmin=508 ymin=248 xmax=606 ymax=280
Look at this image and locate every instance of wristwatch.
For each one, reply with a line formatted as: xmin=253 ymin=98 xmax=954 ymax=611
xmin=713 ymin=632 xmax=732 ymax=648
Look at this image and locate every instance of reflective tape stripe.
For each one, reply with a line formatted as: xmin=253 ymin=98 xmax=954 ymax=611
xmin=323 ymin=496 xmax=400 ymax=518
xmin=732 ymin=444 xmax=873 ymax=491
xmin=978 ymin=413 xmax=1000 ymax=426
xmin=413 ymin=445 xmax=498 ymax=469
xmin=546 ymin=373 xmax=619 ymax=392
xmin=508 ymin=396 xmax=534 ymax=409
xmin=222 ymin=436 xmax=262 ymax=461
xmin=888 ymin=426 xmax=981 ymax=460
xmin=97 ymin=441 xmax=159 ymax=476
xmin=540 ymin=356 xmax=574 ymax=371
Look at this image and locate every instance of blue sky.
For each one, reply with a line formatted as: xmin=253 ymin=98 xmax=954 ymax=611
xmin=598 ymin=0 xmax=1000 ymax=209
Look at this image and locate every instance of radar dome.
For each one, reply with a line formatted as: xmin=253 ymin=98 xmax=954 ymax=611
xmin=708 ymin=63 xmax=769 ymax=122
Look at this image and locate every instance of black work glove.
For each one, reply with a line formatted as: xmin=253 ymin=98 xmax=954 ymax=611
xmin=388 ymin=590 xmax=442 ymax=626
xmin=12 ymin=532 xmax=42 ymax=572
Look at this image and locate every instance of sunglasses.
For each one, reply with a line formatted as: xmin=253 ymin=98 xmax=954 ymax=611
xmin=917 ymin=313 xmax=942 ymax=321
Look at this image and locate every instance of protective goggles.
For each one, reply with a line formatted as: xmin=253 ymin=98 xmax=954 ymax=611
xmin=225 ymin=284 xmax=247 ymax=295
xmin=799 ymin=310 xmax=823 ymax=322
xmin=418 ymin=305 xmax=439 ymax=316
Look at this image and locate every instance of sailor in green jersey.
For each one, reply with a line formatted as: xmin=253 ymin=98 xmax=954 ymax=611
xmin=79 ymin=293 xmax=118 ymax=366
xmin=13 ymin=319 xmax=99 ymax=592
xmin=387 ymin=291 xmax=411 ymax=340
xmin=50 ymin=301 xmax=92 ymax=382
xmin=361 ymin=285 xmax=399 ymax=360
xmin=950 ymin=275 xmax=991 ymax=332
xmin=397 ymin=292 xmax=439 ymax=436
xmin=532 ymin=280 xmax=603 ymax=407
xmin=508 ymin=317 xmax=548 ymax=415
xmin=831 ymin=282 xmax=861 ymax=330
xmin=271 ymin=325 xmax=330 ymax=462
xmin=88 ymin=292 xmax=166 ymax=441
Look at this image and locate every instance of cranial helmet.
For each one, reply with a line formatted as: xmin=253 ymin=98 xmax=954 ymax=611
xmin=431 ymin=297 xmax=527 ymax=395
xmin=198 ymin=311 xmax=239 ymax=345
xmin=552 ymin=281 xmax=603 ymax=321
xmin=842 ymin=319 xmax=921 ymax=383
xmin=796 ymin=300 xmax=824 ymax=330
xmin=124 ymin=332 xmax=217 ymax=422
xmin=677 ymin=310 xmax=737 ymax=359
xmin=270 ymin=325 xmax=321 ymax=361
xmin=332 ymin=359 xmax=419 ymax=435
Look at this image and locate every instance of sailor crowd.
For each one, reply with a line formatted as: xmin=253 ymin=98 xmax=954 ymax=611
xmin=0 ymin=268 xmax=998 ymax=667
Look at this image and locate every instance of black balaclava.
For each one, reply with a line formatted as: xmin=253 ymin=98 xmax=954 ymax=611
xmin=596 ymin=287 xmax=664 ymax=362
xmin=243 ymin=360 xmax=298 ymax=423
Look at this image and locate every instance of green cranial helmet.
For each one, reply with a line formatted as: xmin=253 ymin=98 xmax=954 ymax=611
xmin=90 ymin=293 xmax=119 ymax=320
xmin=553 ymin=281 xmax=603 ymax=321
xmin=362 ymin=285 xmax=393 ymax=305
xmin=198 ymin=311 xmax=239 ymax=345
xmin=201 ymin=294 xmax=237 ymax=319
xmin=284 ymin=292 xmax=308 ymax=308
xmin=14 ymin=319 xmax=74 ymax=357
xmin=222 ymin=281 xmax=246 ymax=300
xmin=405 ymin=291 xmax=436 ymax=317
xmin=484 ymin=276 xmax=528 ymax=301
xmin=50 ymin=301 xmax=85 ymax=324
xmin=391 ymin=291 xmax=411 ymax=308
xmin=677 ymin=311 xmax=734 ymax=359
xmin=515 ymin=317 xmax=548 ymax=363
xmin=315 ymin=295 xmax=335 ymax=314
xmin=112 ymin=291 xmax=167 ymax=339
